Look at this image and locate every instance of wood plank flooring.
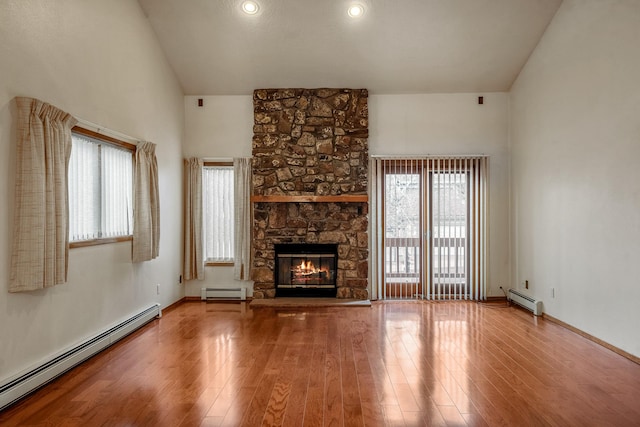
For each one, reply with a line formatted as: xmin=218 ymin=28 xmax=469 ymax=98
xmin=1 ymin=300 xmax=639 ymax=426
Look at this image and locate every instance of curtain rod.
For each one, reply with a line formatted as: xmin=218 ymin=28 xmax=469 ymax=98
xmin=74 ymin=117 xmax=140 ymax=145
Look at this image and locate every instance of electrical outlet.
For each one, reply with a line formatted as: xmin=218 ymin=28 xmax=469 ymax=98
xmin=156 ymin=283 xmax=160 ymax=295
xmin=525 ymin=280 xmax=529 ymax=289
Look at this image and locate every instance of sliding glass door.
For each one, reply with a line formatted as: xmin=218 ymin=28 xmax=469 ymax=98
xmin=383 ymin=161 xmax=422 ymax=298
xmin=377 ymin=158 xmax=487 ymax=301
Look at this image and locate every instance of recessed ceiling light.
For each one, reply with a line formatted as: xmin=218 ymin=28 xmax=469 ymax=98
xmin=242 ymin=1 xmax=259 ymax=15
xmin=347 ymin=4 xmax=364 ymax=18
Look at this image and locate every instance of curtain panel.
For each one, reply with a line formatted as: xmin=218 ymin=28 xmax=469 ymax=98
xmin=10 ymin=97 xmax=78 ymax=292
xmin=183 ymin=158 xmax=204 ymax=280
xmin=233 ymin=158 xmax=252 ymax=281
xmin=132 ymin=142 xmax=160 ymax=262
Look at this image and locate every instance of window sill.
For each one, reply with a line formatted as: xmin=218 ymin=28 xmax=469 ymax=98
xmin=70 ymin=236 xmax=132 ymax=248
xmin=205 ymin=261 xmax=234 ymax=267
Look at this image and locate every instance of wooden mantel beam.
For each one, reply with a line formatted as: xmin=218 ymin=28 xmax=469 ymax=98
xmin=251 ymin=195 xmax=368 ymax=203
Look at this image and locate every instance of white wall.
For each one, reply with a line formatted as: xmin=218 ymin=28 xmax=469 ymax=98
xmin=184 ymin=96 xmax=254 ymax=159
xmin=183 ymin=93 xmax=510 ymax=298
xmin=0 ymin=0 xmax=184 ymax=380
xmin=370 ymin=93 xmax=511 ymax=297
xmin=510 ymin=0 xmax=640 ymax=356
xmin=183 ymin=96 xmax=254 ymax=296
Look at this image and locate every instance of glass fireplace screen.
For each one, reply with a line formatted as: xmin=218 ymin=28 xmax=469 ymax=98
xmin=275 ymin=244 xmax=337 ymax=289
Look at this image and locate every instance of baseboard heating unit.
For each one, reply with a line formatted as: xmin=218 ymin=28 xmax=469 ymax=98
xmin=201 ymin=287 xmax=247 ymax=301
xmin=0 ymin=304 xmax=161 ymax=411
xmin=508 ymin=288 xmax=542 ymax=316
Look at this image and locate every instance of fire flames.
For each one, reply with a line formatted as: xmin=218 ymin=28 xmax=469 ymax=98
xmin=296 ymin=260 xmax=320 ymax=275
xmin=292 ymin=259 xmax=328 ymax=280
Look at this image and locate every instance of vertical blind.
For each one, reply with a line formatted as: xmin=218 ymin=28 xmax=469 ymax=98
xmin=375 ymin=156 xmax=488 ymax=301
xmin=428 ymin=157 xmax=487 ymax=301
xmin=203 ymin=166 xmax=234 ymax=262
xmin=102 ymin=142 xmax=134 ymax=237
xmin=68 ymin=134 xmax=133 ymax=241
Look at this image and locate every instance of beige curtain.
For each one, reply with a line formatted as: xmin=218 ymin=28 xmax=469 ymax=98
xmin=233 ymin=158 xmax=252 ymax=281
xmin=132 ymin=142 xmax=160 ymax=262
xmin=183 ymin=158 xmax=204 ymax=280
xmin=368 ymin=158 xmax=383 ymax=301
xmin=9 ymin=97 xmax=77 ymax=292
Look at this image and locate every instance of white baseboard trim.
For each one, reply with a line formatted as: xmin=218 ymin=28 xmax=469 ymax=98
xmin=0 ymin=304 xmax=161 ymax=410
xmin=201 ymin=287 xmax=247 ymax=300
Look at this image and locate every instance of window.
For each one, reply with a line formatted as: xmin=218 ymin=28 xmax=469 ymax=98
xmin=203 ymin=163 xmax=234 ymax=264
xmin=68 ymin=128 xmax=134 ymax=245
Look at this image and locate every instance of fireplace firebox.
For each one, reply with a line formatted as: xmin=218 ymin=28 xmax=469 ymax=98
xmin=274 ymin=243 xmax=338 ymax=297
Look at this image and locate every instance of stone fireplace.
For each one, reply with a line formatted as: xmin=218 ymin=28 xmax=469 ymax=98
xmin=250 ymin=88 xmax=369 ymax=299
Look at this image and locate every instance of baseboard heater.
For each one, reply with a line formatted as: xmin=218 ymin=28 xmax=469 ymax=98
xmin=0 ymin=304 xmax=161 ymax=411
xmin=508 ymin=288 xmax=542 ymax=316
xmin=201 ymin=287 xmax=246 ymax=301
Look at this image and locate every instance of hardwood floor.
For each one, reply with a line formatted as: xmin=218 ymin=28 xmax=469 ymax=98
xmin=1 ymin=300 xmax=639 ymax=426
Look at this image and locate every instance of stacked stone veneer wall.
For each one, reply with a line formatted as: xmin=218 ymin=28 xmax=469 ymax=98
xmin=251 ymin=88 xmax=369 ymax=299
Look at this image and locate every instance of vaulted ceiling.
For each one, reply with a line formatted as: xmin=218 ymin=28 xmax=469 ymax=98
xmin=138 ymin=0 xmax=562 ymax=95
